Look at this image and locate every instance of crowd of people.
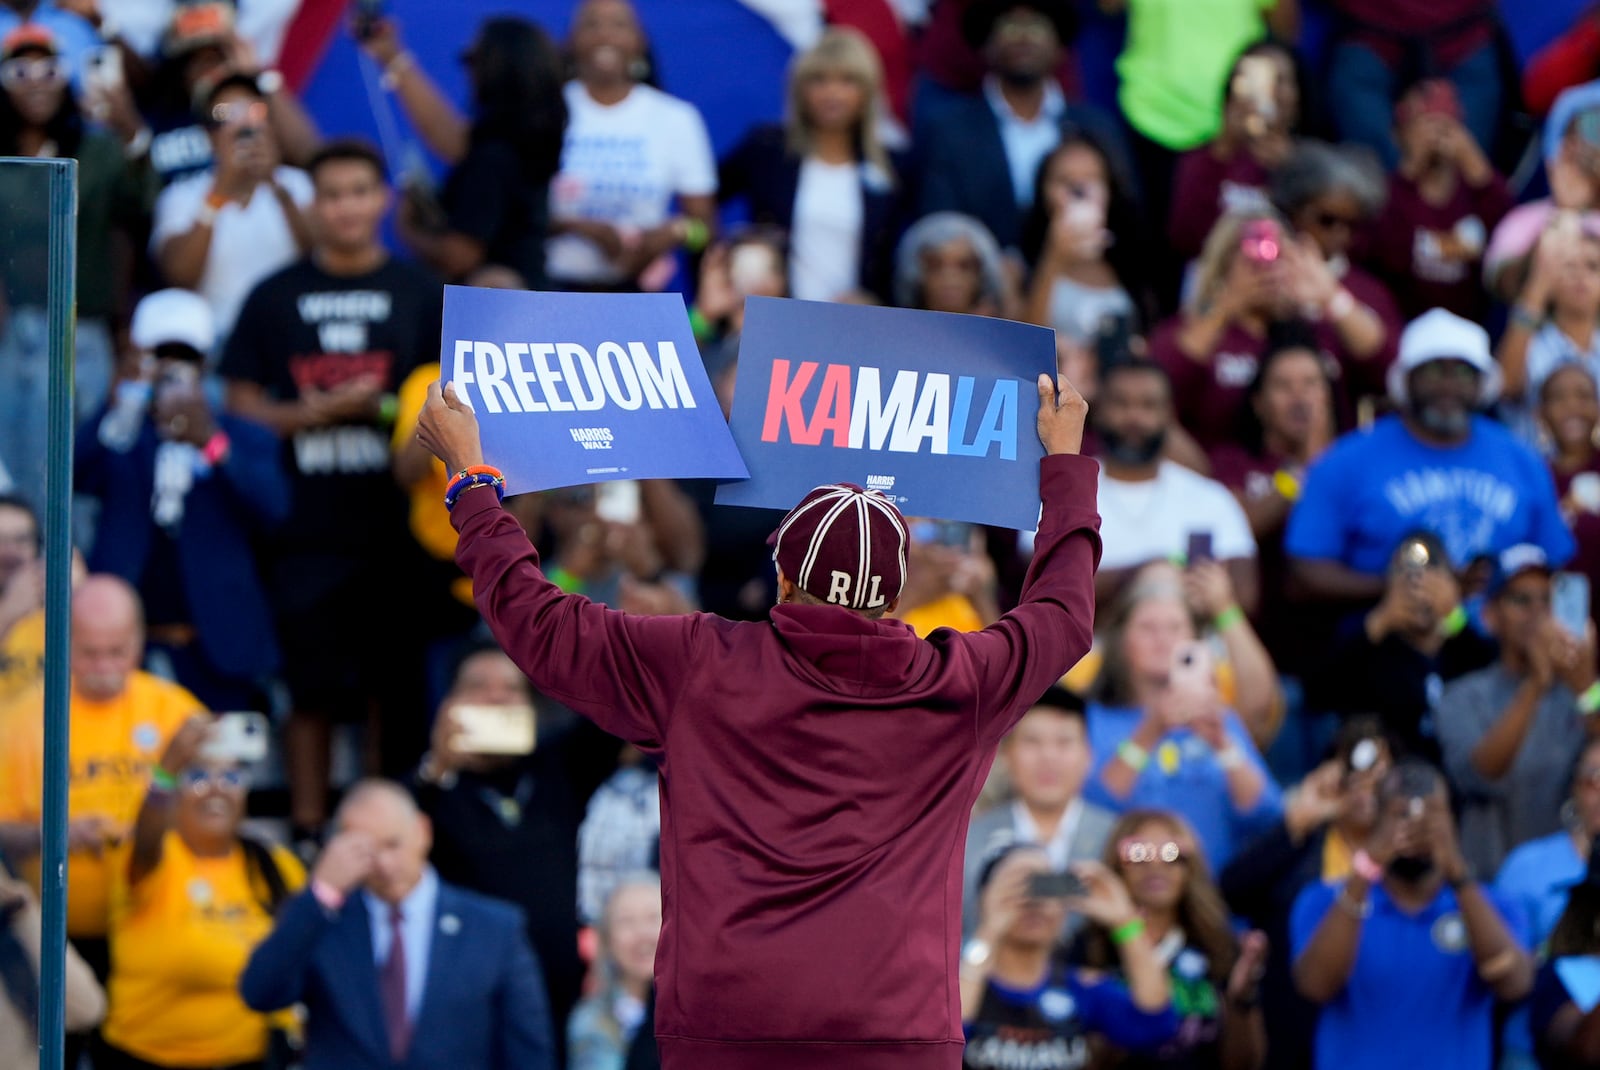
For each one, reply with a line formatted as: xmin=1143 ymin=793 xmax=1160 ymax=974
xmin=5 ymin=0 xmax=1600 ymax=1067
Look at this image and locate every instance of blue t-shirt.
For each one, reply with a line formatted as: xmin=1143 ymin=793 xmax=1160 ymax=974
xmin=1084 ymin=703 xmax=1283 ymax=869
xmin=1290 ymin=880 xmax=1531 ymax=1070
xmin=1494 ymin=832 xmax=1587 ymax=1057
xmin=963 ymin=965 xmax=1178 ymax=1070
xmin=1285 ymin=415 xmax=1574 ymax=574
xmin=0 ymin=3 xmax=102 ymax=93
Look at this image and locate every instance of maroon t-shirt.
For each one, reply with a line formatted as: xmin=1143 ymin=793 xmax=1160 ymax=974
xmin=1169 ymin=148 xmax=1273 ymax=260
xmin=1367 ymin=172 xmax=1514 ymax=321
xmin=1332 ymin=0 xmax=1497 ymax=69
xmin=1553 ymin=459 xmax=1600 ymax=632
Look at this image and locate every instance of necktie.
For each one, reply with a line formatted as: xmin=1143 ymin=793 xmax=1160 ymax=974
xmin=380 ymin=906 xmax=411 ymax=1063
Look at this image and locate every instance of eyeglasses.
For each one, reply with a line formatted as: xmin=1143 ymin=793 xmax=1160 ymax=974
xmin=207 ymin=100 xmax=268 ymax=129
xmin=181 ymin=767 xmax=249 ymax=794
xmin=1120 ymin=839 xmax=1186 ymax=865
xmin=0 ymin=56 xmax=66 ymax=90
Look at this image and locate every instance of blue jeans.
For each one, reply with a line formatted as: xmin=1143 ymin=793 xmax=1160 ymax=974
xmin=1328 ymin=41 xmax=1502 ymax=169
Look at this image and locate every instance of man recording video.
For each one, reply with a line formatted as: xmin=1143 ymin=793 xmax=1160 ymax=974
xmin=414 ymin=372 xmax=1099 ymax=1070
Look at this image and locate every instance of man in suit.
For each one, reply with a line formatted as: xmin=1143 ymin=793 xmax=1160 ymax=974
xmin=75 ymin=288 xmax=289 ymax=711
xmin=917 ymin=0 xmax=1131 ymax=252
xmin=240 ymin=779 xmax=555 ymax=1070
xmin=962 ymin=684 xmax=1114 ymax=938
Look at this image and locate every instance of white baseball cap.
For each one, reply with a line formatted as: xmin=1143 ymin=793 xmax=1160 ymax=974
xmin=1386 ymin=308 xmax=1501 ymax=406
xmin=131 ymin=288 xmax=216 ymax=355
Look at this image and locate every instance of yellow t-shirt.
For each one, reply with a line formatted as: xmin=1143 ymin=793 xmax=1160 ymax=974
xmin=899 ymin=593 xmax=986 ymax=638
xmin=105 ymin=833 xmax=305 ymax=1066
xmin=0 ymin=608 xmax=45 ymax=708
xmin=394 ymin=363 xmax=474 ymax=606
xmin=0 ymin=671 xmax=204 ymax=936
xmin=1322 ymin=827 xmax=1355 ymax=883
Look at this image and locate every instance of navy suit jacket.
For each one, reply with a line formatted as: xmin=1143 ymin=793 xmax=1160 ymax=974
xmin=240 ymin=881 xmax=554 ymax=1070
xmin=915 ymin=93 xmax=1133 ymax=252
xmin=718 ymin=124 xmax=906 ymax=301
xmin=75 ymin=411 xmax=288 ymax=678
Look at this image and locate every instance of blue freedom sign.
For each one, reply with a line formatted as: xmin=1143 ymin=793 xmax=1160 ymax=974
xmin=440 ymin=287 xmax=748 ymax=492
xmin=716 ymin=298 xmax=1055 ymax=530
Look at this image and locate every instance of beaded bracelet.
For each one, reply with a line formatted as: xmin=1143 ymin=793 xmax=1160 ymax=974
xmin=444 ymin=465 xmax=506 ymax=510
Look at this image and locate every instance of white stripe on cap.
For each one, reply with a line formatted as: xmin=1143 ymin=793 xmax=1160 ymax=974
xmin=859 ymin=492 xmax=908 ymax=592
xmin=771 ymin=486 xmax=850 ymax=567
xmin=797 ymin=493 xmax=856 ymax=593
xmin=854 ymin=494 xmax=870 ymax=608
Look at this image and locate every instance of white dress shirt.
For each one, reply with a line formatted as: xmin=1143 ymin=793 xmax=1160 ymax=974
xmin=363 ymin=866 xmax=439 ymax=1022
xmin=983 ymin=75 xmax=1066 ymax=208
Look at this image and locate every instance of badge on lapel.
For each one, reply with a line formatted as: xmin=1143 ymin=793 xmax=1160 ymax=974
xmin=439 ymin=914 xmax=461 ymax=936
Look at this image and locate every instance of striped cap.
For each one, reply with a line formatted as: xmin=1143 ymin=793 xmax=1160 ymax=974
xmin=770 ymin=484 xmax=909 ymax=612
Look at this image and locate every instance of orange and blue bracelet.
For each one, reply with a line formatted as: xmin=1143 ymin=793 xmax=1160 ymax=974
xmin=444 ymin=464 xmax=506 ymax=510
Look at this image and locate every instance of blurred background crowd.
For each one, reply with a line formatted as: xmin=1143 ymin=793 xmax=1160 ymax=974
xmin=8 ymin=0 xmax=1600 ymax=1067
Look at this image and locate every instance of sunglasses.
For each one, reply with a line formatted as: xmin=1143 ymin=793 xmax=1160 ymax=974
xmin=0 ymin=56 xmax=65 ymax=90
xmin=207 ymin=100 xmax=268 ymax=129
xmin=1120 ymin=839 xmax=1186 ymax=865
xmin=181 ymin=767 xmax=249 ymax=794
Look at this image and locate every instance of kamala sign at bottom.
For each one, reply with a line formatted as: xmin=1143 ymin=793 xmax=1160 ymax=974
xmin=718 ymin=298 xmax=1056 ymax=531
xmin=441 ymin=287 xmax=747 ymax=493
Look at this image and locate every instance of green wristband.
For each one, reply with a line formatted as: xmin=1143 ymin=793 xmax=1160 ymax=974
xmin=1579 ymin=681 xmax=1600 ymax=715
xmin=687 ymin=305 xmax=713 ymax=343
xmin=1214 ymin=604 xmax=1246 ymax=632
xmin=681 ymin=218 xmax=709 ymax=253
xmin=378 ymin=393 xmax=400 ymax=428
xmin=150 ymin=767 xmax=178 ymax=792
xmin=1110 ymin=917 xmax=1147 ymax=946
xmin=1439 ymin=606 xmax=1468 ymax=638
xmin=1117 ymin=739 xmax=1149 ymax=773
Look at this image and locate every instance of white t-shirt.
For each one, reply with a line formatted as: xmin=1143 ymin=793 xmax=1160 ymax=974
xmin=789 ymin=157 xmax=863 ymax=302
xmin=1096 ymin=461 xmax=1257 ymax=570
xmin=151 ymin=166 xmax=313 ymax=337
xmin=1049 ymin=276 xmax=1135 ymax=344
xmin=546 ymin=81 xmax=718 ymax=284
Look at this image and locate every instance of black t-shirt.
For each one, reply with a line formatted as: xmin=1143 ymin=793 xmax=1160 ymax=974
xmin=1122 ymin=942 xmax=1223 ymax=1070
xmin=220 ymin=256 xmax=442 ymax=554
xmin=440 ymin=138 xmax=550 ymax=287
xmin=964 ymin=968 xmax=1097 ymax=1070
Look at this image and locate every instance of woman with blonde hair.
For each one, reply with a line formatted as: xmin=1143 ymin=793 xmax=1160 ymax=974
xmin=719 ymin=27 xmax=904 ymax=303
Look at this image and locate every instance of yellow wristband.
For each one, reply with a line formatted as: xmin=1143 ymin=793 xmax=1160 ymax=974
xmin=1272 ymin=469 xmax=1301 ymax=501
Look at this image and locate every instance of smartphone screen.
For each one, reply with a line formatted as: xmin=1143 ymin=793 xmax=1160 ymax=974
xmin=200 ymin=712 xmax=270 ymax=764
xmin=1185 ymin=531 xmax=1214 ymax=564
xmin=1554 ymin=572 xmax=1592 ymax=637
xmin=453 ymin=704 xmax=537 ymax=756
xmin=1026 ymin=871 xmax=1086 ymax=899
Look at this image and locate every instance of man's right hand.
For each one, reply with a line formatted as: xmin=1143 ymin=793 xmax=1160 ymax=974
xmin=312 ymin=830 xmax=376 ymax=895
xmin=1036 ymin=374 xmax=1087 ymax=456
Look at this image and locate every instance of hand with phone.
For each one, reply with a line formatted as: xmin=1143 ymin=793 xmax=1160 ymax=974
xmin=156 ymin=714 xmax=216 ymax=780
xmin=153 ymin=369 xmax=217 ymax=447
xmin=1064 ymin=860 xmax=1139 ymax=931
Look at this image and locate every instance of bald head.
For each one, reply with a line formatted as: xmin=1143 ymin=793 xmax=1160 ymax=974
xmin=71 ymin=575 xmax=145 ymax=701
xmin=336 ymin=779 xmax=431 ymax=904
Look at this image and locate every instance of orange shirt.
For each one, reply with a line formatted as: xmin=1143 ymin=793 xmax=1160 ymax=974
xmin=105 ymin=833 xmax=304 ymax=1066
xmin=0 ymin=672 xmax=203 ymax=936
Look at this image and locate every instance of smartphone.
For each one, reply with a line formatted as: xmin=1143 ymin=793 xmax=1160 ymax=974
xmin=1240 ymin=219 xmax=1281 ymax=264
xmin=1185 ymin=531 xmax=1214 ymax=565
xmin=84 ymin=46 xmax=123 ymax=95
xmin=1347 ymin=737 xmax=1380 ymax=774
xmin=1027 ymin=871 xmax=1087 ymax=899
xmin=155 ymin=361 xmax=200 ymax=405
xmin=1168 ymin=641 xmax=1214 ymax=720
xmin=1554 ymin=572 xmax=1592 ymax=638
xmin=353 ymin=0 xmax=388 ymax=41
xmin=453 ymin=704 xmax=537 ymax=756
xmin=596 ymin=480 xmax=642 ymax=525
xmin=730 ymin=242 xmax=781 ymax=296
xmin=200 ymin=712 xmax=270 ymax=764
xmin=1233 ymin=55 xmax=1279 ymax=121
xmin=1396 ymin=536 xmax=1433 ymax=577
xmin=912 ymin=520 xmax=974 ymax=549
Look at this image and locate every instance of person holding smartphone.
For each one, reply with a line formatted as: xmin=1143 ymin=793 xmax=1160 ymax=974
xmin=1073 ymin=810 xmax=1268 ymax=1070
xmin=1438 ymin=546 xmax=1600 ymax=879
xmin=100 ymin=715 xmax=304 ymax=1070
xmin=1291 ymin=760 xmax=1533 ymax=1070
xmin=960 ymin=844 xmax=1176 ymax=1070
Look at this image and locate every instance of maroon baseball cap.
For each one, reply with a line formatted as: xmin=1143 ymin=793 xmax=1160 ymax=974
xmin=770 ymin=484 xmax=909 ymax=612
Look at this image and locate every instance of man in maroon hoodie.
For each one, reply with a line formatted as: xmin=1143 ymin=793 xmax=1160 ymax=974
xmin=415 ymin=372 xmax=1100 ymax=1070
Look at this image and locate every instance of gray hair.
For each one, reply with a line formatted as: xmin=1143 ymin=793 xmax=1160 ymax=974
xmin=893 ymin=212 xmax=1008 ymax=311
xmin=1269 ymin=139 xmax=1386 ymax=220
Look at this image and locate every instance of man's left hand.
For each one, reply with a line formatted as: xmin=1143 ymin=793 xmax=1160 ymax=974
xmin=418 ymin=380 xmax=485 ymax=474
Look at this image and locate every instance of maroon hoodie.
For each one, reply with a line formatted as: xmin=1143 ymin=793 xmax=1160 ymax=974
xmin=450 ymin=454 xmax=1102 ymax=1069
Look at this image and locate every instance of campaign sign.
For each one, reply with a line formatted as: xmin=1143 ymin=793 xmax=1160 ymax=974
xmin=440 ymin=287 xmax=748 ymax=491
xmin=716 ymin=298 xmax=1055 ymax=530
